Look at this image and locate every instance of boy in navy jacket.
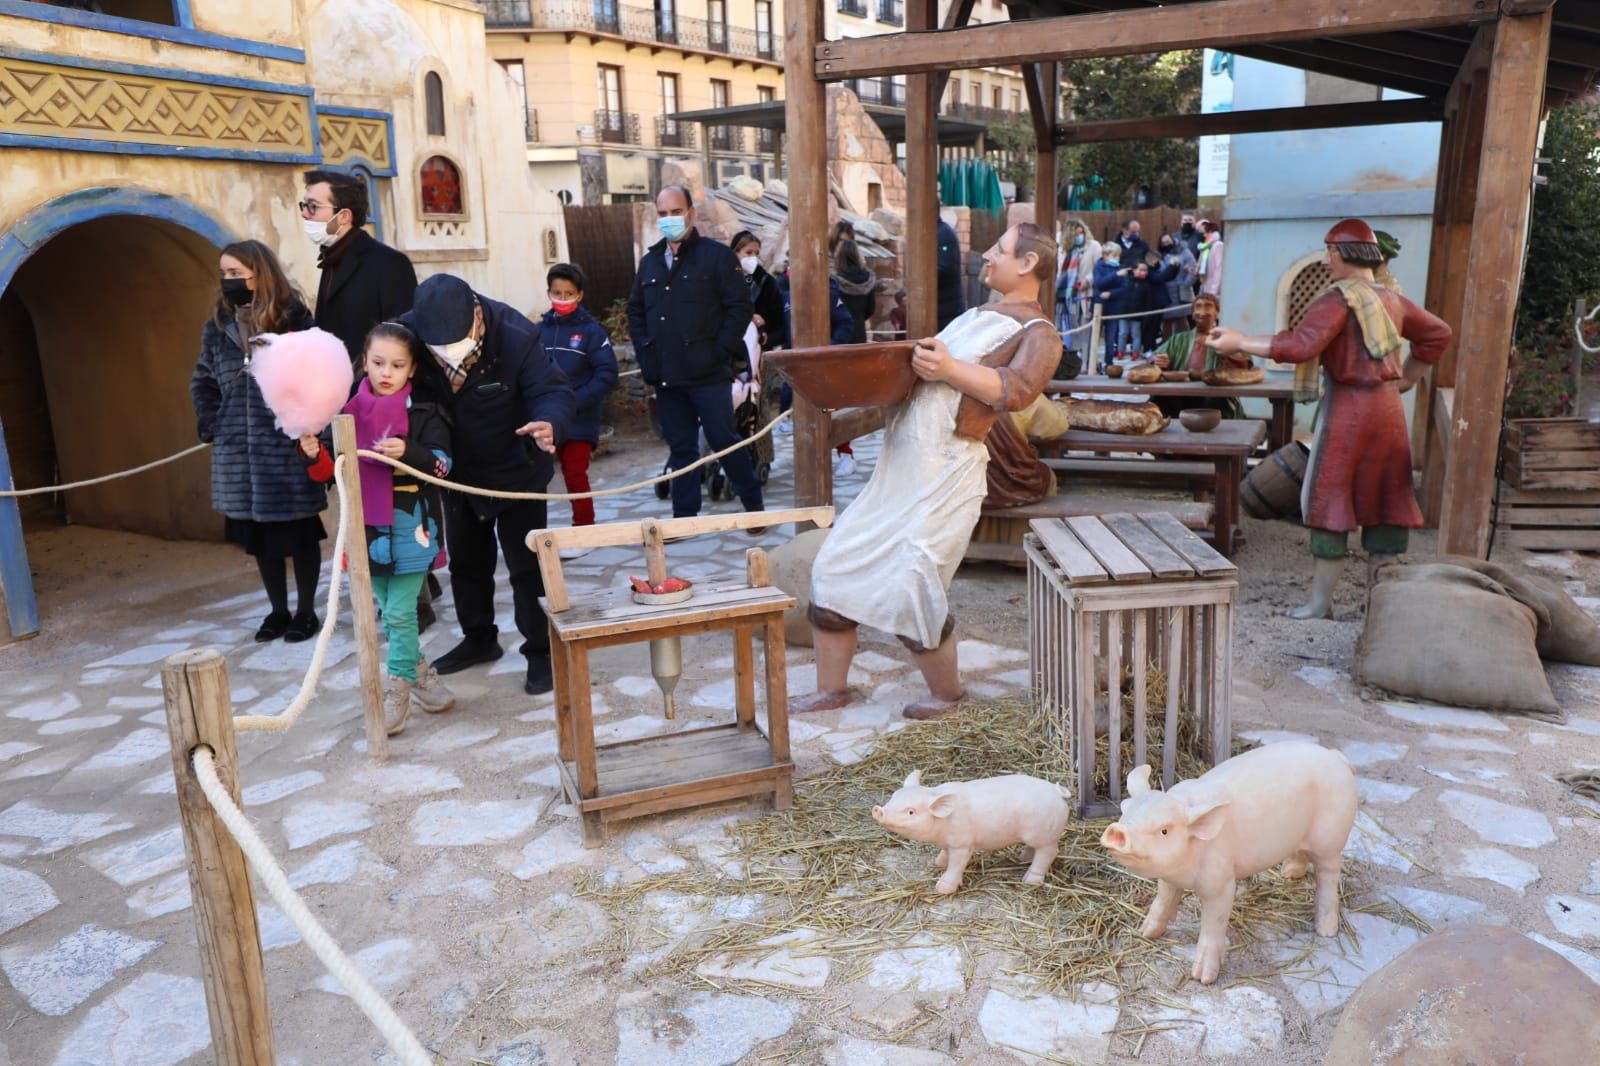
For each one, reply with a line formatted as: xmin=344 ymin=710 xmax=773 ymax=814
xmin=539 ymin=263 xmax=619 ymax=536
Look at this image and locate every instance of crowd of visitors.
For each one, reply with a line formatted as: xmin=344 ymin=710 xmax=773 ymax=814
xmin=1056 ymin=215 xmax=1224 ymax=374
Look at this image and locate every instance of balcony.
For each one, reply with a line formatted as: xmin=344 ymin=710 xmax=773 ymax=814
xmin=594 ymin=109 xmax=642 ymax=145
xmin=708 ymin=126 xmax=745 ymax=153
xmin=877 ymin=0 xmax=903 ymax=24
xmin=487 ymin=1 xmax=783 ymax=61
xmin=656 ymin=116 xmax=696 ymax=149
xmin=755 ymin=127 xmax=776 ymax=153
xmin=525 ymin=107 xmax=540 ymax=143
xmin=945 ymin=101 xmax=1017 ymax=125
xmin=847 ymin=77 xmax=905 ymax=107
xmin=837 ymin=0 xmax=868 ymax=16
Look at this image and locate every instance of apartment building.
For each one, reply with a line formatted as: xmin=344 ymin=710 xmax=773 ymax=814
xmin=486 ymin=0 xmax=786 ymax=204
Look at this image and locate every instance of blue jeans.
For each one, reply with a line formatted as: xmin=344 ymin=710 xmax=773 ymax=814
xmin=656 ymin=383 xmax=763 ymax=518
xmin=1112 ymin=318 xmax=1142 ymax=358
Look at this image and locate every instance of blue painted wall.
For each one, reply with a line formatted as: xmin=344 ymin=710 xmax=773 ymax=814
xmin=1219 ymin=58 xmax=1441 ymax=429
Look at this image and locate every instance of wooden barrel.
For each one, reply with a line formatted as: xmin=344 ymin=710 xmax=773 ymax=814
xmin=1242 ymin=441 xmax=1309 ymax=520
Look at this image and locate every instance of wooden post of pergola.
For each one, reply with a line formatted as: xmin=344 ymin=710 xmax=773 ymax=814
xmin=783 ymin=0 xmax=1577 ymax=555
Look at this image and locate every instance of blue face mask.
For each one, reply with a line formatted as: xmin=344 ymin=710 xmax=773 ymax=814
xmin=658 ymin=216 xmax=688 ymax=241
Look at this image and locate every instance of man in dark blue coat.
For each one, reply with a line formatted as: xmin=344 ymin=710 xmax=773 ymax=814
xmin=627 ymin=185 xmax=764 ymax=520
xmin=402 ymin=274 xmax=575 ymax=695
xmin=936 ymin=218 xmax=965 ymax=330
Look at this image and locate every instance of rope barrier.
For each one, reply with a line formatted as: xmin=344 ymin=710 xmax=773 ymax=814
xmin=190 ymin=746 xmax=433 ymax=1066
xmin=1576 ymin=301 xmax=1600 ymax=355
xmin=358 ymin=406 xmax=794 ymax=501
xmin=233 ymin=456 xmax=352 ymax=734
xmin=0 ymin=442 xmax=210 ymax=498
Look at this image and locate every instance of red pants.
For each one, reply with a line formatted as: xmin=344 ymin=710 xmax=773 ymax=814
xmin=559 ymin=439 xmax=595 ymax=526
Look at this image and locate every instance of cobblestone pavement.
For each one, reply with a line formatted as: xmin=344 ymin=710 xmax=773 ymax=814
xmin=1 ymin=428 xmax=1598 ymax=1065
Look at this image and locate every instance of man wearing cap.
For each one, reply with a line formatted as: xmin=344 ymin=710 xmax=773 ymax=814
xmin=627 ymin=184 xmax=764 ymax=521
xmin=401 ymin=274 xmax=575 ymax=695
xmin=1207 ymin=218 xmax=1452 ymax=620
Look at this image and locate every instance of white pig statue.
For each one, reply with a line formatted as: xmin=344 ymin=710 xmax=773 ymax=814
xmin=1099 ymin=742 xmax=1358 ymax=984
xmin=872 ymin=771 xmax=1073 ymax=894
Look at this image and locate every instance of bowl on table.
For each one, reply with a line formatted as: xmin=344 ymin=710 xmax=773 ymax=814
xmin=1179 ymin=408 xmax=1222 ymax=433
xmin=1104 ymin=364 xmax=1124 ymax=379
xmin=765 ymin=342 xmax=917 ymax=411
xmin=1161 ymin=370 xmax=1192 ymax=383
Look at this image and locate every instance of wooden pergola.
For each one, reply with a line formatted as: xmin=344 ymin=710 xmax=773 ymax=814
xmin=782 ymin=0 xmax=1600 ymax=558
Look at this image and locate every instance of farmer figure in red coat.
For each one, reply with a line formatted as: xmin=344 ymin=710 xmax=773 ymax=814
xmin=1206 ymin=219 xmax=1452 ymax=619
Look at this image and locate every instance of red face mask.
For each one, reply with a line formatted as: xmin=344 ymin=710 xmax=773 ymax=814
xmin=550 ymin=298 xmax=579 ymax=316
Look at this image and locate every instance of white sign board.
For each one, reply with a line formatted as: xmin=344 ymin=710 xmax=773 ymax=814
xmin=1198 ymin=49 xmax=1234 ymax=198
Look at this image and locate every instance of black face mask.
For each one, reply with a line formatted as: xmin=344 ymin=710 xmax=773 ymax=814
xmin=221 ymin=277 xmax=253 ymax=308
xmin=1180 ymin=223 xmax=1195 ymax=235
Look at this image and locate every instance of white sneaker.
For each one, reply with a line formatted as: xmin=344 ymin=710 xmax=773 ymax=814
xmin=410 ymin=658 xmax=455 ymax=715
xmin=383 ymin=677 xmax=413 ymax=736
xmin=559 ymin=546 xmax=593 ymax=561
xmin=834 ymin=453 xmax=857 ymax=478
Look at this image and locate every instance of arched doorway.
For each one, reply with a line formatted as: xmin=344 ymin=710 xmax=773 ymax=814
xmin=0 ymin=189 xmax=232 ymax=638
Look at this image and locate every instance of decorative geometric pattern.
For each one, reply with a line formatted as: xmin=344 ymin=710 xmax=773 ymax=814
xmin=1286 ymin=260 xmax=1333 ymax=328
xmin=421 ymin=219 xmax=468 ymax=238
xmin=0 ymin=55 xmax=313 ymax=155
xmin=319 ymin=112 xmax=391 ymax=171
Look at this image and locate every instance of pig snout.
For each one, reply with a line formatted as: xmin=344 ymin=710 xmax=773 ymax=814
xmin=1101 ymin=824 xmax=1130 ymax=854
xmin=872 ymin=806 xmax=886 ymax=824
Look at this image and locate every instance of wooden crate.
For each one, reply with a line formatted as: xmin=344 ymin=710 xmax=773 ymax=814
xmin=1503 ymin=418 xmax=1600 ymax=491
xmin=1026 ymin=512 xmax=1238 ymax=819
xmin=1496 ymin=483 xmax=1600 ymax=551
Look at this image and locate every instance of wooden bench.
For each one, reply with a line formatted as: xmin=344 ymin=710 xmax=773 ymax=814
xmin=530 ymin=506 xmax=834 ymax=845
xmin=967 ymin=494 xmax=1215 ymax=565
xmin=1043 ymin=458 xmax=1217 ymax=495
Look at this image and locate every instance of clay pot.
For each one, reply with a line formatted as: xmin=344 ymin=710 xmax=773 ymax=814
xmin=1179 ymin=408 xmax=1222 ymax=432
xmin=766 ymin=342 xmax=917 ymax=411
xmin=1324 ymin=924 xmax=1600 ymax=1066
xmin=1104 ymin=364 xmax=1124 ymax=379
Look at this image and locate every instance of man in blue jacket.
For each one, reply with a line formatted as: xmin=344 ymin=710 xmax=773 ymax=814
xmin=627 ymin=185 xmax=764 ymax=521
xmin=402 ymin=274 xmax=576 ymax=695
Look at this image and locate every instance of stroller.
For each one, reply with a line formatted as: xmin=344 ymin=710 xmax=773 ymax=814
xmin=654 ymin=323 xmax=774 ymax=502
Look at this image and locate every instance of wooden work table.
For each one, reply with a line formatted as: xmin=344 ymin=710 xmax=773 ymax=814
xmin=1047 ymin=374 xmax=1298 ymax=452
xmin=1032 ymin=419 xmax=1268 ymax=556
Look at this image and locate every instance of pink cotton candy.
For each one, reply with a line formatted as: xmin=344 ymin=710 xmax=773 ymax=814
xmin=250 ymin=328 xmax=354 ymax=437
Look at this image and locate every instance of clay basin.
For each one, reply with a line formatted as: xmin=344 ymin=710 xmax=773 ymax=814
xmin=1179 ymin=408 xmax=1222 ymax=433
xmin=765 ymin=341 xmax=917 ymax=411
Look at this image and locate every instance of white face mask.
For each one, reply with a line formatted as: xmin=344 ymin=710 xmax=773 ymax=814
xmin=303 ymin=215 xmax=340 ymax=248
xmin=428 ymin=335 xmax=477 ymax=367
xmin=740 ymin=255 xmax=760 ymax=275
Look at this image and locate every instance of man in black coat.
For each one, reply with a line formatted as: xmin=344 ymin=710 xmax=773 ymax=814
xmin=936 ymin=218 xmax=966 ymax=330
xmin=301 ymin=169 xmax=418 ymax=363
xmin=401 ymin=275 xmax=576 ymax=696
xmin=1116 ymin=218 xmax=1150 ymax=270
xmin=627 ymin=185 xmax=764 ymax=520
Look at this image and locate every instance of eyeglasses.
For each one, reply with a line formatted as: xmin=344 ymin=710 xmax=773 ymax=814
xmin=298 ymin=200 xmax=334 ymax=218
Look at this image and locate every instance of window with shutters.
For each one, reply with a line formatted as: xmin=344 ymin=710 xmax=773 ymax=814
xmin=1286 ymin=259 xmax=1333 ymax=327
xmin=424 ymin=71 xmax=446 ymax=136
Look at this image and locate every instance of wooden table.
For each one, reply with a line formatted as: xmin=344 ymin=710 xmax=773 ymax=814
xmin=1047 ymin=374 xmax=1298 ymax=452
xmin=1033 ymin=420 xmax=1267 ymax=556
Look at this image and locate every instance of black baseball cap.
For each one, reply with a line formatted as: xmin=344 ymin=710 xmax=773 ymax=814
xmin=411 ymin=274 xmax=478 ymax=345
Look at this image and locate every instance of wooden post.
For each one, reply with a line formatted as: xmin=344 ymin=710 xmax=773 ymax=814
xmin=905 ymin=0 xmax=940 ymax=340
xmin=1089 ymin=303 xmax=1104 ymax=369
xmin=1573 ymin=299 xmax=1588 ymax=416
xmin=332 ymin=415 xmax=388 ymax=761
xmin=1438 ymin=10 xmax=1552 ymax=558
xmin=784 ymin=0 xmax=832 ymax=510
xmin=162 ymin=649 xmax=275 ymax=1065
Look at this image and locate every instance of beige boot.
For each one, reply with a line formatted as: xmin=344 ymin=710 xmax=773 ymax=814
xmin=411 ymin=657 xmax=456 ymax=715
xmin=383 ymin=676 xmax=413 ymax=736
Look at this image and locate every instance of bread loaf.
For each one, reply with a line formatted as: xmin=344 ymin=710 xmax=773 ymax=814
xmin=1125 ymin=362 xmax=1162 ymax=384
xmin=1202 ymin=366 xmax=1266 ymax=386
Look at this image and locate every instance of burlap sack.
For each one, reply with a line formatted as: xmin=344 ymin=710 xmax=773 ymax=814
xmin=1355 ymin=563 xmax=1562 ymax=720
xmin=769 ymin=528 xmax=830 ymax=647
xmin=1439 ymin=555 xmax=1600 ymax=666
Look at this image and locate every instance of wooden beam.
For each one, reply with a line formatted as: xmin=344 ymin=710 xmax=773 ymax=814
xmin=1229 ymin=43 xmax=1456 ymax=99
xmin=932 ymin=0 xmax=979 ymax=109
xmin=1032 ymin=60 xmax=1059 ymax=233
xmin=907 ymin=0 xmax=941 ymax=340
xmin=1020 ymin=60 xmax=1055 ymax=145
xmin=1052 ymin=96 xmax=1443 ymax=146
xmin=1439 ymin=9 xmax=1553 ymax=558
xmin=814 ymin=0 xmax=1495 ymax=79
xmin=784 ymin=0 xmax=832 ymax=509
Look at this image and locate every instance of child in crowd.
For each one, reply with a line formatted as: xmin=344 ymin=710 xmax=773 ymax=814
xmin=538 ymin=263 xmax=619 ymax=555
xmin=888 ymin=289 xmax=908 ymax=339
xmin=300 ymin=322 xmax=455 ymax=736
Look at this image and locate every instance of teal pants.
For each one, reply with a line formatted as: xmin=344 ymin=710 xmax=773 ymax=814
xmin=371 ymin=572 xmax=426 ymax=682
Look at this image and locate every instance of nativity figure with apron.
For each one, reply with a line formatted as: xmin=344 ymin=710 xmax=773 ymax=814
xmin=796 ymin=223 xmax=1064 ymax=720
xmin=1206 ymin=219 xmax=1452 ymax=619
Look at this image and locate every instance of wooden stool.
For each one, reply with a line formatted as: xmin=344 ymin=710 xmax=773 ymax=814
xmin=1025 ymin=512 xmax=1238 ymax=818
xmin=530 ymin=507 xmax=834 ymax=846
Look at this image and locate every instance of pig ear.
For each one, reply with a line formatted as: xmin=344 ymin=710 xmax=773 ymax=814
xmin=903 ymin=770 xmax=922 ymax=789
xmin=1127 ymin=765 xmax=1154 ymax=796
xmin=929 ymin=793 xmax=958 ymax=819
xmin=1185 ymin=799 xmax=1231 ymax=841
